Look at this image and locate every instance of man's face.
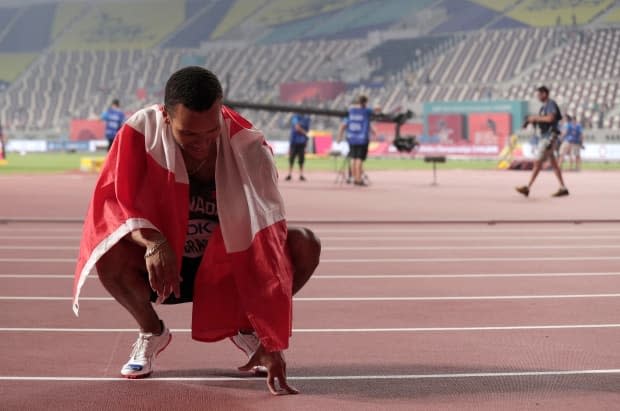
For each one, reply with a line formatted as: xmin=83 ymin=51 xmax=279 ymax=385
xmin=164 ymin=99 xmax=222 ymax=160
xmin=537 ymin=91 xmax=548 ymax=103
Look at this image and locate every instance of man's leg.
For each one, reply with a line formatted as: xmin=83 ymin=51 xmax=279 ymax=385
xmin=353 ymin=159 xmax=362 ymax=182
xmin=298 ymin=145 xmax=306 ymax=180
xmin=558 ymin=143 xmax=566 ymax=169
xmin=549 ymin=153 xmax=566 ymax=188
xmin=287 ymin=149 xmax=295 ymax=180
xmin=287 ymin=227 xmax=321 ymax=294
xmin=574 ymin=145 xmax=581 ymax=171
xmin=96 ymin=238 xmax=161 ymax=334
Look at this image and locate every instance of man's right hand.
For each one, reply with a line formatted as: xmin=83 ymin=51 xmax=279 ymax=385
xmin=144 ymin=238 xmax=180 ymax=302
xmin=130 ymin=229 xmax=180 ymax=301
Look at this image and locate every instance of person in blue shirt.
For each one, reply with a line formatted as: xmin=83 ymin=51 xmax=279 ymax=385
xmin=286 ymin=113 xmax=311 ymax=181
xmin=337 ymin=95 xmax=379 ymax=187
xmin=516 ymin=86 xmax=569 ymax=197
xmin=559 ymin=115 xmax=583 ymax=171
xmin=101 ymin=99 xmax=125 ymax=151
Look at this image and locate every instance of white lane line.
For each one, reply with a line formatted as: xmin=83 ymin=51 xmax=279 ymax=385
xmin=0 ymin=246 xmax=77 ymax=250
xmin=2 ymin=272 xmax=620 ymax=280
xmin=321 ymin=235 xmax=620 ymax=241
xmin=2 ymin=226 xmax=620 ymax=234
xmin=0 ymin=274 xmax=76 ymax=278
xmin=2 ymin=294 xmax=620 ymax=302
xmin=2 ymin=324 xmax=620 ymax=333
xmin=1 ymin=369 xmax=620 ymax=382
xmin=0 ymin=258 xmax=75 ymax=263
xmin=4 ymin=256 xmax=620 ymax=264
xmin=0 ymin=236 xmax=79 ymax=240
xmin=324 ymin=245 xmax=620 ymax=251
xmin=315 ymin=229 xmax=620 ymax=234
xmin=3 ymin=235 xmax=620 ymax=242
xmin=321 ymin=256 xmax=620 ymax=263
xmin=0 ymin=228 xmax=82 ymax=233
xmin=6 ymin=244 xmax=620 ymax=252
xmin=313 ymin=272 xmax=620 ymax=279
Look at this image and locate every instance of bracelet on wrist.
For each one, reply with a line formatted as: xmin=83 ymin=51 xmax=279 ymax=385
xmin=144 ymin=238 xmax=167 ymax=258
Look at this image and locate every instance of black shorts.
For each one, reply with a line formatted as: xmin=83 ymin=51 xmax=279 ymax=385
xmin=289 ymin=143 xmax=307 ymax=165
xmin=349 ymin=144 xmax=369 ymax=161
xmin=145 ymin=256 xmax=202 ymax=304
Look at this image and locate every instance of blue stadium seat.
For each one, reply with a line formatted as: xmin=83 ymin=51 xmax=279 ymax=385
xmin=0 ymin=4 xmax=56 ymax=52
xmin=162 ymin=1 xmax=233 ymax=48
xmin=431 ymin=1 xmax=499 ymax=33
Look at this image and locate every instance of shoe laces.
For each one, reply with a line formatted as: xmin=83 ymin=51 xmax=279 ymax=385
xmin=129 ymin=333 xmax=158 ymax=362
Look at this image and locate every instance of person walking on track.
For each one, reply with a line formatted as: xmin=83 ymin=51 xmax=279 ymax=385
xmin=516 ymin=86 xmax=569 ymax=198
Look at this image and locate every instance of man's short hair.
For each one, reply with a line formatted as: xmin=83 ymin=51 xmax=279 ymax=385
xmin=357 ymin=95 xmax=368 ymax=105
xmin=165 ymin=66 xmax=223 ymax=114
xmin=111 ymin=99 xmax=120 ymax=106
xmin=536 ymin=86 xmax=550 ymax=95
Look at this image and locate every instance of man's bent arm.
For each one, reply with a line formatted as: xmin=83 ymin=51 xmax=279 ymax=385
xmin=128 ymin=228 xmax=167 ymax=249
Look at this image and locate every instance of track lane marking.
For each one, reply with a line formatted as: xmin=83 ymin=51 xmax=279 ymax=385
xmin=4 ymin=256 xmax=620 ymax=263
xmin=3 ymin=235 xmax=620 ymax=242
xmin=2 ymin=294 xmax=620 ymax=302
xmin=1 ymin=324 xmax=620 ymax=333
xmin=1 ymin=369 xmax=620 ymax=381
xmin=2 ymin=272 xmax=620 ymax=279
xmin=4 ymin=244 xmax=620 ymax=251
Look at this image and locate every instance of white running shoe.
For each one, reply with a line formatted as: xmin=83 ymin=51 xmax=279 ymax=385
xmin=121 ymin=323 xmax=172 ymax=379
xmin=230 ymin=331 xmax=268 ymax=374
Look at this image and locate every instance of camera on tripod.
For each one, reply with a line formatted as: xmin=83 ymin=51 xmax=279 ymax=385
xmin=390 ymin=110 xmax=419 ymax=153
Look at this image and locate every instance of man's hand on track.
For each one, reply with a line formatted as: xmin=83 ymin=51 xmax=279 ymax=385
xmin=239 ymin=345 xmax=299 ymax=396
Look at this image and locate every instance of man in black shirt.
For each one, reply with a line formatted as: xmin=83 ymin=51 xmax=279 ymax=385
xmin=516 ymin=86 xmax=569 ymax=197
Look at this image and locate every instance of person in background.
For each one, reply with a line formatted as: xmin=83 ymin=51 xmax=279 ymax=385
xmin=337 ymin=95 xmax=380 ymax=187
xmin=516 ymin=86 xmax=569 ymax=197
xmin=559 ymin=115 xmax=584 ymax=171
xmin=286 ymin=112 xmax=310 ymax=181
xmin=101 ymin=99 xmax=125 ymax=151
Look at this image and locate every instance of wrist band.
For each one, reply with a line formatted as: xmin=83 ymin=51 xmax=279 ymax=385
xmin=144 ymin=238 xmax=167 ymax=258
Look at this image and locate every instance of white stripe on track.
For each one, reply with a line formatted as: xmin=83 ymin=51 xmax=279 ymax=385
xmin=2 ymin=235 xmax=620 ymax=242
xmin=321 ymin=235 xmax=620 ymax=241
xmin=1 ymin=272 xmax=620 ymax=280
xmin=4 ymin=256 xmax=620 ymax=264
xmin=2 ymin=294 xmax=620 ymax=302
xmin=323 ymin=245 xmax=620 ymax=251
xmin=4 ymin=244 xmax=620 ymax=251
xmin=1 ymin=369 xmax=620 ymax=382
xmin=321 ymin=256 xmax=620 ymax=263
xmin=1 ymin=324 xmax=620 ymax=333
xmin=2 ymin=226 xmax=620 ymax=234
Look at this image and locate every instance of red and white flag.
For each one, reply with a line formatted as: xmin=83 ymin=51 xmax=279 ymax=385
xmin=73 ymin=105 xmax=293 ymax=351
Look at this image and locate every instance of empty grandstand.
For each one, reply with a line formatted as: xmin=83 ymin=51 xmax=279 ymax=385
xmin=0 ymin=0 xmax=619 ymax=137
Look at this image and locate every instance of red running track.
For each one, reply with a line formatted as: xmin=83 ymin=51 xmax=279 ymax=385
xmin=1 ymin=221 xmax=620 ymax=411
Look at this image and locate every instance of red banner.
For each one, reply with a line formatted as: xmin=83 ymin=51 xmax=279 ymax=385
xmin=279 ymin=81 xmax=346 ymax=104
xmin=374 ymin=122 xmax=423 ymax=140
xmin=70 ymin=119 xmax=105 ymax=141
xmin=420 ymin=112 xmax=512 ymax=157
xmin=309 ymin=130 xmax=333 ymax=155
xmin=427 ymin=114 xmax=465 ymax=144
xmin=468 ymin=112 xmax=512 ymax=150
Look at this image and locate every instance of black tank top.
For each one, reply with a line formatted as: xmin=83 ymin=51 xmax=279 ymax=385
xmin=184 ymin=178 xmax=218 ymax=259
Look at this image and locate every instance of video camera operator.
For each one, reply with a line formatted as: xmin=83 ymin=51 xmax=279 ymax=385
xmin=515 ymin=86 xmax=569 ymax=197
